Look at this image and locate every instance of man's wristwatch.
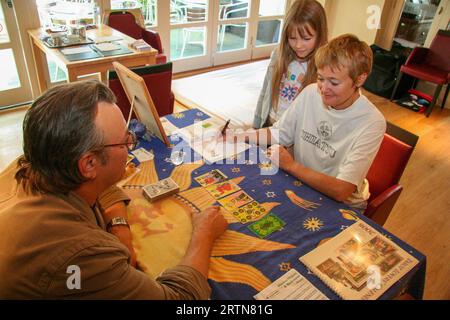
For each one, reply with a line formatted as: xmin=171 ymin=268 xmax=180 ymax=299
xmin=106 ymin=217 xmax=130 ymax=232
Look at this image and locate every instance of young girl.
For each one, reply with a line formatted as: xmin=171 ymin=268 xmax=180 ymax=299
xmin=253 ymin=0 xmax=328 ymax=128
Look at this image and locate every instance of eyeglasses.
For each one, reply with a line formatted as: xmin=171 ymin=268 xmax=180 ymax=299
xmin=100 ymin=130 xmax=137 ymax=152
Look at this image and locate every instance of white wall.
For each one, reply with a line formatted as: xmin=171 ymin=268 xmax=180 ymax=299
xmin=326 ymin=0 xmax=385 ymax=45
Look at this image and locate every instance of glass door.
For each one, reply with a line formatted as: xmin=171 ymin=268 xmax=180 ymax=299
xmin=212 ymin=0 xmax=287 ymax=65
xmin=169 ymin=0 xmax=213 ymax=72
xmin=0 ymin=0 xmax=33 ymax=108
xmin=212 ymin=0 xmax=252 ymax=65
xmin=106 ymin=0 xmax=289 ymax=72
xmin=251 ymin=0 xmax=286 ymax=59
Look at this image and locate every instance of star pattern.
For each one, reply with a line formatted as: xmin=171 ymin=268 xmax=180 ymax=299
xmin=172 ymin=113 xmax=185 ymax=119
xmin=293 ymin=180 xmax=302 ymax=187
xmin=279 ymin=262 xmax=292 ymax=272
xmin=262 ymin=179 xmax=272 ymax=186
xmin=231 ymin=167 xmax=241 ymax=173
xmin=259 ymin=162 xmax=273 ymax=171
xmin=266 ymin=191 xmax=276 ymax=198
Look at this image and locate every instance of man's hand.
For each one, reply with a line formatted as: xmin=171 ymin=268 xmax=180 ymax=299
xmin=181 ymin=206 xmax=228 ymax=278
xmin=192 ymin=206 xmax=228 ymax=241
xmin=267 ymin=144 xmax=295 ymax=172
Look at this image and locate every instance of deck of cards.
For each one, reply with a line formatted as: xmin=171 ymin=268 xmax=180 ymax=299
xmin=143 ymin=177 xmax=180 ymax=202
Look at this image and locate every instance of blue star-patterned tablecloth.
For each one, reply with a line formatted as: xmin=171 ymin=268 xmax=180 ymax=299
xmin=133 ymin=111 xmax=426 ymax=300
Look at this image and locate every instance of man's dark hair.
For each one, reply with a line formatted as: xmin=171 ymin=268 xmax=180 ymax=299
xmin=15 ymin=80 xmax=116 ymax=194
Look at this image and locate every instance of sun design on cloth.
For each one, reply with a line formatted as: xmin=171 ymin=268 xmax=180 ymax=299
xmin=262 ymin=179 xmax=272 ymax=186
xmin=303 ymin=217 xmax=324 ymax=232
xmin=172 ymin=113 xmax=185 ymax=119
xmin=126 ymin=163 xmax=294 ymax=292
xmin=231 ymin=167 xmax=241 ymax=173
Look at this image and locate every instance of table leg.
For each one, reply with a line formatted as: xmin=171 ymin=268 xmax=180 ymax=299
xmin=100 ymin=71 xmax=108 ymax=84
xmin=67 ymin=69 xmax=78 ymax=83
xmin=29 ymin=36 xmax=50 ymax=94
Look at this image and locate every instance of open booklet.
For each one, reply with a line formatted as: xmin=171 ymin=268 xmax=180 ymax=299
xmin=299 ymin=220 xmax=419 ymax=300
xmin=254 ymin=269 xmax=329 ymax=300
xmin=177 ymin=117 xmax=249 ymax=163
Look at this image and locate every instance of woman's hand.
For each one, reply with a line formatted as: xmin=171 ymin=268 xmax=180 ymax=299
xmin=267 ymin=144 xmax=295 ymax=172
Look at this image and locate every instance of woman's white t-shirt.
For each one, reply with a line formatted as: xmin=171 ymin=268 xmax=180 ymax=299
xmin=271 ymin=84 xmax=386 ymax=208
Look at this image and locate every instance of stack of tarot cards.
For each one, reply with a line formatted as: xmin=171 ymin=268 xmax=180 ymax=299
xmin=143 ymin=177 xmax=180 ymax=202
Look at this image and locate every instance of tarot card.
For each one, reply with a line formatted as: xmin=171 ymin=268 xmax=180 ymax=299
xmin=132 ymin=148 xmax=154 ymax=162
xmin=205 ymin=180 xmax=241 ymax=199
xmin=247 ymin=213 xmax=285 ymax=238
xmin=194 ymin=169 xmax=228 ymax=187
xmin=232 ymin=200 xmax=267 ymax=224
xmin=143 ymin=177 xmax=180 ymax=202
xmin=218 ymin=190 xmax=254 ymax=211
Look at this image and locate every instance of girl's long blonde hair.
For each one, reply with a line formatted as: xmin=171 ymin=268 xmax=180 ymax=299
xmin=271 ymin=0 xmax=328 ymax=111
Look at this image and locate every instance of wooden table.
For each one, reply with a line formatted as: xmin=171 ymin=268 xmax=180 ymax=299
xmin=28 ymin=24 xmax=157 ymax=94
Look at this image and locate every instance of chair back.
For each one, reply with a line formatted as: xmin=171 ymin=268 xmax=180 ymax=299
xmin=108 ymin=11 xmax=143 ymax=39
xmin=425 ymin=29 xmax=450 ymax=72
xmin=366 ymin=122 xmax=418 ymax=202
xmin=108 ymin=62 xmax=174 ymax=118
xmin=186 ymin=6 xmax=206 ymax=22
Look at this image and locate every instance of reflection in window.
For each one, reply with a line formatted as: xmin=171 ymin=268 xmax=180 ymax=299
xmin=171 ymin=27 xmax=206 ymax=60
xmin=217 ymin=23 xmax=247 ymax=52
xmin=256 ymin=20 xmax=281 ymax=46
xmin=36 ymin=0 xmax=96 ymax=27
xmin=219 ymin=0 xmax=249 ymax=20
xmin=394 ymin=0 xmax=441 ymax=47
xmin=0 ymin=3 xmax=10 ymax=43
xmin=171 ymin=0 xmax=207 ymax=25
xmin=259 ymin=0 xmax=285 ymax=16
xmin=0 ymin=49 xmax=20 ymax=91
xmin=111 ymin=0 xmax=157 ymax=27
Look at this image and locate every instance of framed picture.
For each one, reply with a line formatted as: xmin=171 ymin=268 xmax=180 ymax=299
xmin=112 ymin=61 xmax=170 ymax=146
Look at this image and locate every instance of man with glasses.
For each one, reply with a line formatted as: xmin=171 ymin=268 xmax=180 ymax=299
xmin=0 ymin=80 xmax=228 ymax=299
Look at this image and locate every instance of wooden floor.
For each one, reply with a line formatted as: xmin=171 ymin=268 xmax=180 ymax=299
xmin=0 ymin=85 xmax=449 ymax=299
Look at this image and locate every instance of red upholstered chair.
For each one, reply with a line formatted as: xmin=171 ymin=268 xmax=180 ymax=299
xmin=105 ymin=10 xmax=167 ymax=64
xmin=365 ymin=122 xmax=418 ymax=226
xmin=390 ymin=30 xmax=450 ymax=117
xmin=108 ymin=62 xmax=174 ymax=118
